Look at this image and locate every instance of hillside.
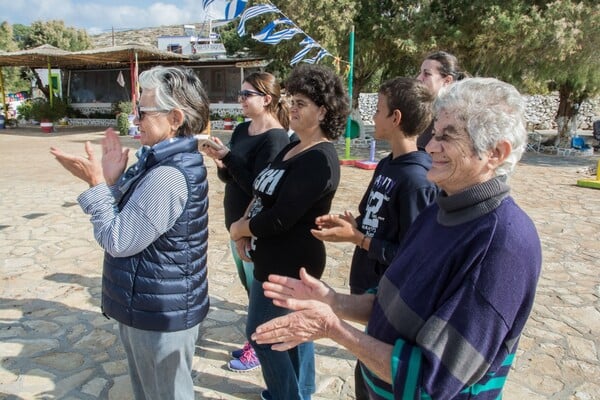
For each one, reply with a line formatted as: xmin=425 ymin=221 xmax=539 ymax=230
xmin=90 ymin=22 xmax=211 ymax=48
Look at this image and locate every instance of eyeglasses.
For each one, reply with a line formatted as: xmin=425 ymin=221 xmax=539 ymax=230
xmin=136 ymin=104 xmax=170 ymax=121
xmin=238 ymin=89 xmax=265 ymax=101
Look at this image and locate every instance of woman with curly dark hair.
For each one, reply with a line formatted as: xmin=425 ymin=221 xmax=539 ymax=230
xmin=229 ymin=64 xmax=350 ymax=400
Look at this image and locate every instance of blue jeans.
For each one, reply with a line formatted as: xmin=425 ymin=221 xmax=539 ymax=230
xmin=246 ymin=278 xmax=315 ymax=400
xmin=230 ymin=239 xmax=255 ymax=295
xmin=119 ymin=323 xmax=200 ymax=400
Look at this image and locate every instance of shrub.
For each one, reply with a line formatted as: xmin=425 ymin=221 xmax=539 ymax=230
xmin=16 ymin=101 xmax=34 ymax=121
xmin=116 ymin=101 xmax=134 ymax=136
xmin=117 ymin=112 xmax=131 ymax=136
xmin=27 ymin=97 xmax=68 ymax=122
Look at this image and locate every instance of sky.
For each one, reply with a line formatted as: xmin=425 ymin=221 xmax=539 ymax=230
xmin=0 ymin=0 xmax=230 ymax=36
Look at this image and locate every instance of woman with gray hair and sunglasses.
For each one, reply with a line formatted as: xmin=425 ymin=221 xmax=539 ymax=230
xmin=252 ymin=78 xmax=541 ymax=400
xmin=51 ymin=65 xmax=210 ymax=399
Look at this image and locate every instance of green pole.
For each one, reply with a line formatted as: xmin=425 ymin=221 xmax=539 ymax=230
xmin=344 ymin=25 xmax=355 ymax=160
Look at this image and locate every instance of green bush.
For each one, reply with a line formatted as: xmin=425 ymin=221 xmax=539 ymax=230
xmin=115 ymin=101 xmax=134 ymax=136
xmin=117 ymin=113 xmax=131 ymax=136
xmin=27 ymin=97 xmax=68 ymax=122
xmin=116 ymin=101 xmax=133 ymax=114
xmin=16 ymin=101 xmax=34 ymax=121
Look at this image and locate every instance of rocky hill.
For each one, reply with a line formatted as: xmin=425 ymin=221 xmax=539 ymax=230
xmin=90 ymin=22 xmax=211 ymax=48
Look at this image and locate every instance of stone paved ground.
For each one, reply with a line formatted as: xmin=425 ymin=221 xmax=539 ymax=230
xmin=0 ymin=126 xmax=599 ymax=399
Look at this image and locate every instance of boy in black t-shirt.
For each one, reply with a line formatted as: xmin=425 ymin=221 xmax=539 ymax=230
xmin=311 ymin=77 xmax=439 ymax=400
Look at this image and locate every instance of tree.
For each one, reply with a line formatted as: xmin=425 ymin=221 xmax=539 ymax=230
xmin=408 ymin=0 xmax=600 ymax=146
xmin=349 ymin=0 xmax=425 ymax=106
xmin=21 ymin=20 xmax=92 ymax=100
xmin=0 ymin=22 xmax=29 ymax=94
xmin=524 ymin=2 xmax=600 ymax=145
xmin=23 ymin=20 xmax=91 ymax=51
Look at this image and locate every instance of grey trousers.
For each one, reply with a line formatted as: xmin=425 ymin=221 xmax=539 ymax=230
xmin=119 ymin=323 xmax=200 ymax=400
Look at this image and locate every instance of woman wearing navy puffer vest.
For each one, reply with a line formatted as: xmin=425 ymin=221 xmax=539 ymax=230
xmin=51 ymin=66 xmax=210 ymax=400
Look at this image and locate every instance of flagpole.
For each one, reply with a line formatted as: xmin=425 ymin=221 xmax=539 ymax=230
xmin=341 ymin=25 xmax=355 ymax=164
xmin=47 ymin=58 xmax=53 ymax=106
xmin=130 ymin=53 xmax=135 ymax=109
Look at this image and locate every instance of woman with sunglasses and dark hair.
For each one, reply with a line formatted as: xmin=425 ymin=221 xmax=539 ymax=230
xmin=50 ymin=65 xmax=210 ymax=399
xmin=202 ymin=71 xmax=291 ymax=372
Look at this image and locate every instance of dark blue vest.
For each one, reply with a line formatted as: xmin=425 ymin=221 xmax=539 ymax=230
xmin=102 ymin=137 xmax=209 ymax=331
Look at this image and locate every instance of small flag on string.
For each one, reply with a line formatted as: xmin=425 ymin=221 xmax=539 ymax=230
xmin=252 ymin=19 xmax=302 ymax=45
xmin=116 ymin=71 xmax=125 ymax=87
xmin=290 ymin=37 xmax=319 ymax=65
xmin=301 ymin=48 xmax=330 ymax=64
xmin=237 ymin=4 xmax=280 ymax=36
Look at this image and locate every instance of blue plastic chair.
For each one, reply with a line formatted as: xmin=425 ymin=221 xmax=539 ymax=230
xmin=571 ymin=136 xmax=590 ymax=150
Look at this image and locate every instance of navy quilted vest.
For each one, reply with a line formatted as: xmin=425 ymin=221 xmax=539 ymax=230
xmin=102 ymin=137 xmax=209 ymax=331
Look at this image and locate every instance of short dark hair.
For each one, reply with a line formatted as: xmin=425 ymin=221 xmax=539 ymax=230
xmin=379 ymin=77 xmax=435 ymax=137
xmin=285 ymin=64 xmax=350 ymax=140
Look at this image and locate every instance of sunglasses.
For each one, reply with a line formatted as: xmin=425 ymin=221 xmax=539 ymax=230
xmin=136 ymin=104 xmax=170 ymax=121
xmin=238 ymin=89 xmax=265 ymax=101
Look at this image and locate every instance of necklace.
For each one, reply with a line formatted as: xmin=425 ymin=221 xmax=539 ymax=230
xmin=284 ymin=138 xmax=328 ymax=160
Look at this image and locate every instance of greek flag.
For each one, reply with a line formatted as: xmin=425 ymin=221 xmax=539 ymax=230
xmin=203 ymin=0 xmax=247 ymax=20
xmin=252 ymin=19 xmax=302 ymax=45
xmin=201 ymin=0 xmax=216 ymax=10
xmin=290 ymin=37 xmax=319 ymax=65
xmin=224 ymin=0 xmax=248 ymax=20
xmin=237 ymin=4 xmax=280 ymax=36
xmin=301 ymin=48 xmax=330 ymax=64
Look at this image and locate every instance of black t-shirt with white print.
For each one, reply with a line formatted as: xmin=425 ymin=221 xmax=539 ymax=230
xmin=248 ymin=140 xmax=340 ymax=282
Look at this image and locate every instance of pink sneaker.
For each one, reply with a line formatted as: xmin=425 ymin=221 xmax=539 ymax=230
xmin=228 ymin=345 xmax=261 ymax=372
xmin=231 ymin=341 xmax=252 ymax=359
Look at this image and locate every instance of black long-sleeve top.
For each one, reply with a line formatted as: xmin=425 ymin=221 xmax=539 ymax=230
xmin=247 ymin=141 xmax=340 ymax=282
xmin=217 ymin=121 xmax=290 ymax=230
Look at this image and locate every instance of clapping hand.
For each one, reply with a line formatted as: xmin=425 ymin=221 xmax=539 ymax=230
xmin=101 ymin=128 xmax=129 ymax=185
xmin=311 ymin=211 xmax=358 ymax=243
xmin=252 ymin=268 xmax=338 ymax=350
xmin=51 ymin=140 xmax=104 ymax=187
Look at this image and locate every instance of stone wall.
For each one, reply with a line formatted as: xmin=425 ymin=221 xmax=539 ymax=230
xmin=68 ymin=118 xmax=114 ymax=127
xmin=358 ymin=93 xmax=600 ymax=130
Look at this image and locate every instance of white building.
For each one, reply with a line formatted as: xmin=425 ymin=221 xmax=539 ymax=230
xmin=157 ymin=24 xmax=227 ymax=58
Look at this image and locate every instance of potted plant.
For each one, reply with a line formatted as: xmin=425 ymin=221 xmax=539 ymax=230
xmin=223 ymin=113 xmax=234 ymax=130
xmin=29 ymin=97 xmax=68 ymax=133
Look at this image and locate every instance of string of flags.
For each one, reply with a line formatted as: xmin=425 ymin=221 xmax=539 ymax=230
xmin=201 ymin=0 xmax=348 ymax=68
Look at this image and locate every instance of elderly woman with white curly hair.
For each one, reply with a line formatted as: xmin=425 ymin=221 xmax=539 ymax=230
xmin=251 ymin=77 xmax=542 ymax=400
